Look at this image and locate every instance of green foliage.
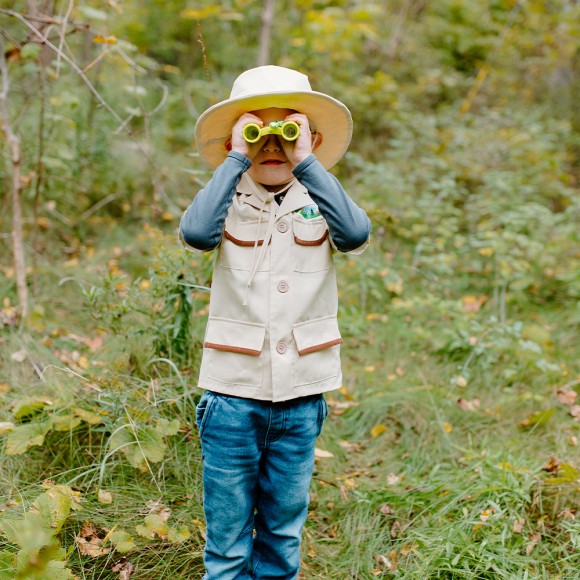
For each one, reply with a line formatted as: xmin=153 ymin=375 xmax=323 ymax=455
xmin=82 ymin=228 xmax=212 ymax=370
xmin=1 ymin=0 xmax=579 ymax=577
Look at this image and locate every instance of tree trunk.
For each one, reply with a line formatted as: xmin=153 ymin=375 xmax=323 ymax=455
xmin=257 ymin=0 xmax=275 ymax=67
xmin=0 ymin=40 xmax=28 ymax=319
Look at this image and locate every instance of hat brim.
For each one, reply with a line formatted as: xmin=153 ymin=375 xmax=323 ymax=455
xmin=195 ymin=91 xmax=352 ymax=170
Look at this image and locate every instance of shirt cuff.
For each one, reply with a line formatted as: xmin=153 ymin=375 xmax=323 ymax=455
xmin=292 ymin=154 xmax=319 ymax=177
xmin=226 ymin=150 xmax=253 ymax=169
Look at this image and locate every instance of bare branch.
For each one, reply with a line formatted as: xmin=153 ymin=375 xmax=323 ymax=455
xmin=55 ymin=0 xmax=74 ymax=78
xmin=0 ymin=8 xmax=124 ymax=125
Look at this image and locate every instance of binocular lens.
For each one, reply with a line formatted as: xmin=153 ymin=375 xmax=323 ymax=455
xmin=242 ymin=121 xmax=300 ymax=143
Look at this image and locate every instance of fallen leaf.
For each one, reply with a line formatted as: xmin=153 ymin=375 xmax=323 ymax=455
xmin=455 ymin=376 xmax=468 ymax=388
xmin=513 ymin=518 xmax=525 ymax=533
xmin=314 ymin=448 xmax=334 ymax=459
xmin=370 ymin=424 xmax=388 ymax=438
xmin=570 ymin=405 xmax=580 ymax=422
xmin=10 ymin=349 xmax=27 ymax=362
xmin=556 ymin=389 xmax=577 ymax=406
xmin=387 ymin=473 xmax=401 ymax=485
xmin=98 ymin=489 xmax=113 ymax=504
xmin=457 ymin=398 xmax=481 ymax=411
xmin=443 ymin=421 xmax=453 ymax=433
xmin=379 ymin=503 xmax=394 ymax=515
xmin=542 ymin=457 xmax=560 ymax=473
xmin=525 ymin=532 xmax=541 ymax=555
xmin=518 ymin=409 xmax=555 ymax=429
xmin=112 ymin=558 xmax=135 ymax=579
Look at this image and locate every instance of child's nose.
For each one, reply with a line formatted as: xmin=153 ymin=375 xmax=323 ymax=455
xmin=263 ymin=134 xmax=281 ymax=151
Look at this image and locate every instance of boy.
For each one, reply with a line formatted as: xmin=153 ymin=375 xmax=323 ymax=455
xmin=180 ymin=65 xmax=371 ymax=579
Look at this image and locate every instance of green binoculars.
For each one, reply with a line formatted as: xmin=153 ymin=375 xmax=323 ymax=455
xmin=243 ymin=120 xmax=300 ymax=143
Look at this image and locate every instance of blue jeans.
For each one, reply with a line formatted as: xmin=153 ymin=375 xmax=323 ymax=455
xmin=196 ymin=391 xmax=328 ymax=580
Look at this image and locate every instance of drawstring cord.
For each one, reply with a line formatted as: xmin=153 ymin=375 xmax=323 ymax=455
xmin=240 ymin=175 xmax=297 ymax=306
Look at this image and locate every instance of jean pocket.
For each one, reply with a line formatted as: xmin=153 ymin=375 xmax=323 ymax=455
xmin=195 ymin=391 xmax=217 ymax=438
xmin=316 ymin=395 xmax=329 ymax=436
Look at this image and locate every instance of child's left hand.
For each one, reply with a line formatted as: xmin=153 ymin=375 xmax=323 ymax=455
xmin=281 ymin=113 xmax=320 ymax=167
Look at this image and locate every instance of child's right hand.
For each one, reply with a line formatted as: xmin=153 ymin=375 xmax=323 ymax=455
xmin=230 ymin=113 xmax=264 ymax=160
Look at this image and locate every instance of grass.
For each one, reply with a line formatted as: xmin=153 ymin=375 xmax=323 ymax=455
xmin=1 ymin=223 xmax=579 ymax=579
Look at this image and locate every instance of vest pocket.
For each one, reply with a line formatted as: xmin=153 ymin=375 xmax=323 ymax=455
xmin=204 ymin=318 xmax=266 ymax=387
xmin=292 ymin=316 xmax=342 ymax=386
xmin=219 ymin=218 xmax=271 ymax=272
xmin=292 ymin=216 xmax=332 ymax=273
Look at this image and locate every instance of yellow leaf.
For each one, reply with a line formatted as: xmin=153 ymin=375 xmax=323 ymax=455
xmin=181 ymin=6 xmax=221 ymax=20
xmin=364 ymin=365 xmax=376 ymax=373
xmin=443 ymin=422 xmax=453 ymax=433
xmin=371 ymin=424 xmax=388 ymax=438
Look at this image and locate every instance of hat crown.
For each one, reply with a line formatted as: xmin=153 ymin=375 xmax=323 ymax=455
xmin=230 ymin=66 xmax=312 ymax=100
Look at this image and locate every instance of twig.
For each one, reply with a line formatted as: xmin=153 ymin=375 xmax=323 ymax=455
xmin=1 ymin=9 xmax=123 ymax=125
xmin=55 ymin=0 xmax=74 ymax=79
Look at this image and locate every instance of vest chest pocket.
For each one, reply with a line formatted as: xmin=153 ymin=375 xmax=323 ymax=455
xmin=219 ymin=218 xmax=271 ymax=272
xmin=292 ymin=216 xmax=333 ymax=273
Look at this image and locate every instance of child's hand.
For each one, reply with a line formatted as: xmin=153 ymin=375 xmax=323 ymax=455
xmin=281 ymin=113 xmax=318 ymax=166
xmin=230 ymin=113 xmax=263 ymax=160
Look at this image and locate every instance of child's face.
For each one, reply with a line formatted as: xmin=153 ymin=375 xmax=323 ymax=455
xmin=246 ymin=108 xmax=296 ymax=191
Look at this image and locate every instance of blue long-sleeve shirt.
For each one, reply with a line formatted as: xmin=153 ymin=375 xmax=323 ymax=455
xmin=179 ymin=152 xmax=370 ymax=252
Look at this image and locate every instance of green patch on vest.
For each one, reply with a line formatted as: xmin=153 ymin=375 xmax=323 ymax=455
xmin=296 ymin=204 xmax=321 ymax=220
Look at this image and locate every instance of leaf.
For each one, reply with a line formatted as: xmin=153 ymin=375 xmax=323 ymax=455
xmin=167 ymin=525 xmax=190 ymax=544
xmin=314 ymin=447 xmax=334 ymax=459
xmin=73 ymin=407 xmax=105 ymax=425
xmin=370 ymin=424 xmax=388 ymax=438
xmin=14 ymin=541 xmax=72 ymax=579
xmin=457 ymin=398 xmax=481 ymax=411
xmin=10 ymin=397 xmax=53 ymax=419
xmin=97 ymin=489 xmax=113 ymax=505
xmin=181 ymin=6 xmax=221 ymax=19
xmin=135 ymin=513 xmax=168 ymax=540
xmin=5 ymin=420 xmax=53 ymax=455
xmin=52 ymin=415 xmax=82 ymax=432
xmin=112 ymin=558 xmax=135 ymax=579
xmin=155 ymin=418 xmax=180 ymax=437
xmin=0 ymin=513 xmax=53 ymax=550
xmin=76 ymin=535 xmax=110 ymax=558
xmin=569 ymin=405 xmax=580 ymax=422
xmin=442 ymin=421 xmax=453 ymax=433
xmin=556 ymin=389 xmax=577 ymax=406
xmin=518 ymin=409 xmax=555 ymax=430
xmin=108 ymin=423 xmax=166 ymax=469
xmin=10 ymin=350 xmax=27 ymax=363
xmin=108 ymin=530 xmax=136 ymax=554
xmin=0 ymin=422 xmax=15 ymax=434
xmin=32 ymin=484 xmax=82 ymax=534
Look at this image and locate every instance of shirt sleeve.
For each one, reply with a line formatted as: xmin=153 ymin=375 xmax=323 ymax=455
xmin=293 ymin=154 xmax=371 ymax=253
xmin=179 ymin=151 xmax=252 ymax=251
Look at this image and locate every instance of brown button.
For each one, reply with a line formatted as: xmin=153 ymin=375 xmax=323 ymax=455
xmin=276 ymin=342 xmax=287 ymax=354
xmin=277 ymin=221 xmax=289 ymax=233
xmin=277 ymin=280 xmax=289 ymax=293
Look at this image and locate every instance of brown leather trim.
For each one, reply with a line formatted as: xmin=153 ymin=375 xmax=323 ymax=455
xmin=204 ymin=342 xmax=261 ymax=356
xmin=298 ymin=338 xmax=342 ymax=356
xmin=224 ymin=230 xmax=267 ymax=247
xmin=294 ymin=230 xmax=329 ymax=246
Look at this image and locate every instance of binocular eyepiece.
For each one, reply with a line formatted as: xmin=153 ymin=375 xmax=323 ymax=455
xmin=243 ymin=120 xmax=300 ymax=143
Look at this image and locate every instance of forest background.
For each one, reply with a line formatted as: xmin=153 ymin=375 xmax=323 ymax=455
xmin=0 ymin=0 xmax=579 ymax=578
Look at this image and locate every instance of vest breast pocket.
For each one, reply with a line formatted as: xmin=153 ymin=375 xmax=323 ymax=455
xmin=218 ymin=218 xmax=271 ymax=272
xmin=292 ymin=216 xmax=333 ymax=273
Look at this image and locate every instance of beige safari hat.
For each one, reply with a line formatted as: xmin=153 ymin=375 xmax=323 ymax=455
xmin=195 ymin=65 xmax=352 ymax=170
